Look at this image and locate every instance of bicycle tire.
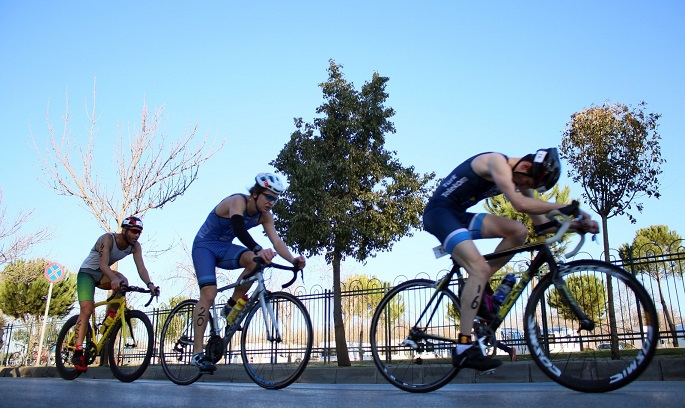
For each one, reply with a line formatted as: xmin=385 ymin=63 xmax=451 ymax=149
xmin=241 ymin=291 xmax=313 ymax=389
xmin=55 ymin=315 xmax=91 ymax=380
xmin=524 ymin=260 xmax=659 ymax=392
xmin=108 ymin=309 xmax=154 ymax=382
xmin=370 ymin=279 xmax=460 ymax=393
xmin=159 ymin=299 xmax=205 ymax=385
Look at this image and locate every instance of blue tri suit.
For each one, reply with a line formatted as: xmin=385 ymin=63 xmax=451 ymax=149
xmin=423 ymin=152 xmax=507 ymax=255
xmin=192 ymin=194 xmax=262 ymax=288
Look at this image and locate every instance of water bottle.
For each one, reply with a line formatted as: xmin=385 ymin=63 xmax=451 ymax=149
xmin=225 ymin=295 xmax=249 ymax=324
xmin=99 ymin=311 xmax=116 ymax=334
xmin=492 ymin=273 xmax=516 ymax=306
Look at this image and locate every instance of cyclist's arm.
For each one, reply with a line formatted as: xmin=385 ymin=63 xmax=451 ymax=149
xmin=262 ymin=213 xmax=305 ymax=268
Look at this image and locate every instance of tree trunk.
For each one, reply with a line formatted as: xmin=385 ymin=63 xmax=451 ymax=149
xmin=332 ymin=251 xmax=351 ymax=366
xmin=600 ymin=216 xmax=620 ymax=359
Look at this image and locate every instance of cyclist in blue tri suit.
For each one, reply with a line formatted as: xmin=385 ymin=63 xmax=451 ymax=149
xmin=190 ymin=172 xmax=306 ymax=373
xmin=423 ymin=148 xmax=598 ymax=371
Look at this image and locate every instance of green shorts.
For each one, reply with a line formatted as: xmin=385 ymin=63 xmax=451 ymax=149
xmin=77 ymin=268 xmax=104 ymax=302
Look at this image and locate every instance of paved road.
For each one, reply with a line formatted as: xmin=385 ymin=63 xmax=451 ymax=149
xmin=0 ymin=378 xmax=683 ymax=408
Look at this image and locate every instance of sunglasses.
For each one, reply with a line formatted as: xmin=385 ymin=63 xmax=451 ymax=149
xmin=261 ymin=193 xmax=279 ymax=203
xmin=127 ymin=228 xmax=143 ymax=235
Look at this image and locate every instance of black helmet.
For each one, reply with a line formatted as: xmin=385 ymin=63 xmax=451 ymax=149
xmin=121 ymin=216 xmax=143 ymax=230
xmin=530 ymin=148 xmax=561 ymax=193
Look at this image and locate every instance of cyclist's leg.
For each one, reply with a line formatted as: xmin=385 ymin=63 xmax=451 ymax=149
xmin=97 ymin=270 xmax=128 ymax=312
xmin=476 ymin=213 xmax=528 ymax=273
xmin=221 ymin=245 xmax=254 ymax=304
xmin=74 ymin=271 xmax=98 ymax=371
xmin=190 ymin=244 xmax=220 ymax=372
xmin=425 ymin=208 xmax=502 ymax=370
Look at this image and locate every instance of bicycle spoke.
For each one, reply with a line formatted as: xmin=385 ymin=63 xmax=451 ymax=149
xmin=160 ymin=299 xmax=204 ymax=385
xmin=370 ymin=279 xmax=460 ymax=393
xmin=525 ymin=260 xmax=659 ymax=392
xmin=241 ymin=292 xmax=313 ymax=389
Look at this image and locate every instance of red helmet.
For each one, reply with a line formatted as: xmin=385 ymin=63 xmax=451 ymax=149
xmin=121 ymin=216 xmax=143 ymax=230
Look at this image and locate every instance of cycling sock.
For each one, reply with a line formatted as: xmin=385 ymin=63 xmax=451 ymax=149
xmin=456 ymin=334 xmax=472 ymax=354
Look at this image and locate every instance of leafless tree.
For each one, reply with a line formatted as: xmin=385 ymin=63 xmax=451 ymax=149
xmin=0 ymin=190 xmax=51 ymax=266
xmin=31 ymin=77 xmax=224 ymax=233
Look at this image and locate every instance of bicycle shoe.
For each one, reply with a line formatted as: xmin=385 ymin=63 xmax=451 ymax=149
xmin=451 ymin=345 xmax=502 ymax=371
xmin=71 ymin=351 xmax=88 ymax=372
xmin=190 ymin=352 xmax=217 ymax=374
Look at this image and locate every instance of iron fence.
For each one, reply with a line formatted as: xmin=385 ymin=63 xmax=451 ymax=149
xmin=2 ymin=249 xmax=684 ymax=366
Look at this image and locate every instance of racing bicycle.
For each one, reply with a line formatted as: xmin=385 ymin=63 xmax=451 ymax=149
xmin=55 ymin=284 xmax=157 ymax=382
xmin=159 ymin=258 xmax=313 ymax=389
xmin=370 ymin=204 xmax=659 ymax=393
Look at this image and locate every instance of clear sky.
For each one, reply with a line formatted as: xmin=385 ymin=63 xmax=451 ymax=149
xmin=1 ymin=1 xmax=684 ymax=305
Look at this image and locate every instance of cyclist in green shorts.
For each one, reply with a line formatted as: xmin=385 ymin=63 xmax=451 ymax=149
xmin=72 ymin=216 xmax=160 ymax=372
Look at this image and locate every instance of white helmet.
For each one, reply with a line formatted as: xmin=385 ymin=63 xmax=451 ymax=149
xmin=255 ymin=172 xmax=285 ymax=194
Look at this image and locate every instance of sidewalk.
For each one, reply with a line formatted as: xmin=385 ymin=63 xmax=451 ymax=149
xmin=2 ymin=358 xmax=684 ymax=383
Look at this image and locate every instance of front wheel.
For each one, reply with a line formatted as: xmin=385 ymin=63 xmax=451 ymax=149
xmin=108 ymin=309 xmax=154 ymax=382
xmin=524 ymin=260 xmax=659 ymax=392
xmin=55 ymin=315 xmax=92 ymax=380
xmin=369 ymin=279 xmax=460 ymax=393
xmin=159 ymin=299 xmax=205 ymax=385
xmin=241 ymin=292 xmax=313 ymax=389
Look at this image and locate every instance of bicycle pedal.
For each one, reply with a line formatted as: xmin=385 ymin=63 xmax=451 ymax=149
xmin=478 ymin=368 xmax=496 ymax=376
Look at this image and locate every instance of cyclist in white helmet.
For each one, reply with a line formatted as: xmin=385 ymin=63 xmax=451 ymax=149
xmin=423 ymin=148 xmax=598 ymax=371
xmin=189 ymin=172 xmax=306 ymax=373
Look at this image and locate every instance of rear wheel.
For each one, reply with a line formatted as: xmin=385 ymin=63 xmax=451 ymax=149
xmin=241 ymin=292 xmax=313 ymax=389
xmin=108 ymin=309 xmax=154 ymax=382
xmin=525 ymin=260 xmax=659 ymax=392
xmin=55 ymin=315 xmax=91 ymax=380
xmin=370 ymin=279 xmax=460 ymax=393
xmin=159 ymin=299 xmax=206 ymax=385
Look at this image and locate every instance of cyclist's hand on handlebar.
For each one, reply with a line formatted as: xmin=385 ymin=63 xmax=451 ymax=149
xmin=255 ymin=247 xmax=276 ymax=264
xmin=571 ymin=212 xmax=599 ymax=234
xmin=291 ymin=255 xmax=306 ymax=270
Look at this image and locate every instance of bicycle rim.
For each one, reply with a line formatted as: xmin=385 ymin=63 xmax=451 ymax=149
xmin=108 ymin=309 xmax=154 ymax=382
xmin=370 ymin=279 xmax=460 ymax=393
xmin=241 ymin=292 xmax=313 ymax=389
xmin=55 ymin=315 xmax=87 ymax=380
xmin=525 ymin=260 xmax=659 ymax=392
xmin=159 ymin=299 xmax=204 ymax=385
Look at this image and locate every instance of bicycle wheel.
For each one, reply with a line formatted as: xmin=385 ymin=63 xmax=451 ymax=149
xmin=241 ymin=291 xmax=313 ymax=389
xmin=370 ymin=279 xmax=460 ymax=393
xmin=159 ymin=299 xmax=204 ymax=385
xmin=107 ymin=309 xmax=154 ymax=382
xmin=525 ymin=260 xmax=659 ymax=392
xmin=55 ymin=315 xmax=92 ymax=380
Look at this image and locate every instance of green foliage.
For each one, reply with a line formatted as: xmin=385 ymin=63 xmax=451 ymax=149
xmin=342 ymin=274 xmax=397 ymax=320
xmin=546 ymin=274 xmax=606 ymax=321
xmin=0 ymin=258 xmax=77 ymax=323
xmin=484 ymin=184 xmax=574 ymax=253
xmin=270 ymin=60 xmax=435 ymax=263
xmin=560 ymin=101 xmax=664 ymax=224
xmin=618 ymin=225 xmax=684 ymax=279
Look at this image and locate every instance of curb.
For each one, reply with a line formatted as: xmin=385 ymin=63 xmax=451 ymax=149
xmin=2 ymin=358 xmax=684 ymax=383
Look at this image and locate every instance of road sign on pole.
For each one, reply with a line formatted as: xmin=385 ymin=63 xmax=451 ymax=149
xmin=44 ymin=262 xmax=65 ymax=283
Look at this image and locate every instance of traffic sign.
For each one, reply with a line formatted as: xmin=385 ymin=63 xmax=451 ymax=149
xmin=44 ymin=262 xmax=65 ymax=283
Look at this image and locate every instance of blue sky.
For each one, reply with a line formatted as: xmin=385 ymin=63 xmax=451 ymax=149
xmin=1 ymin=1 xmax=684 ymax=305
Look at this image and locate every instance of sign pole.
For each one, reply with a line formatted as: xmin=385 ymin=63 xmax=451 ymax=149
xmin=38 ymin=262 xmax=65 ymax=367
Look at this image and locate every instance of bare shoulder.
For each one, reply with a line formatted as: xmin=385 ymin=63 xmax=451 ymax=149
xmin=216 ymin=194 xmax=245 ymax=217
xmin=471 ymin=152 xmax=507 ymax=179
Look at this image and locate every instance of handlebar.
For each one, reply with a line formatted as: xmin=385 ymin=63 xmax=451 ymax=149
xmin=544 ymin=201 xmax=586 ymax=258
xmin=107 ymin=283 xmax=159 ymax=307
xmin=251 ymin=257 xmax=304 ymax=289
